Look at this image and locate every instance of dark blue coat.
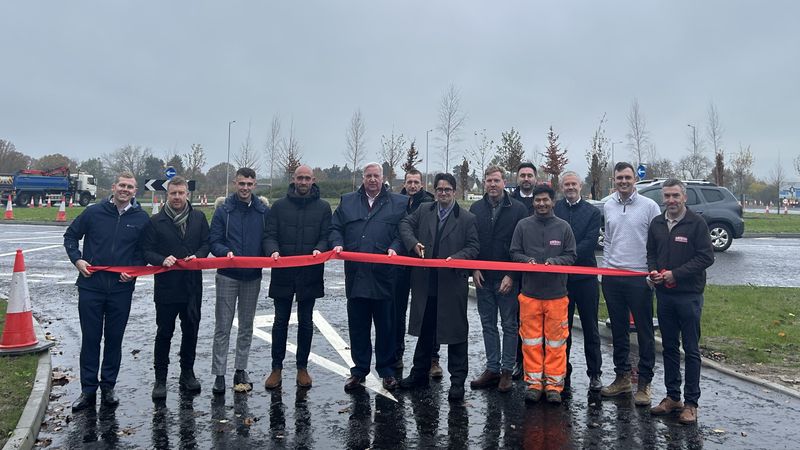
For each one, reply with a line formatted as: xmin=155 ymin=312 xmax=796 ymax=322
xmin=209 ymin=194 xmax=269 ymax=281
xmin=329 ymin=185 xmax=407 ymax=300
xmin=468 ymin=192 xmax=528 ymax=282
xmin=554 ymin=198 xmax=601 ymax=281
xmin=63 ymin=197 xmax=150 ymax=293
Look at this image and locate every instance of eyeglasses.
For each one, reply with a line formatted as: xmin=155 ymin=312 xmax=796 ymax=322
xmin=435 ymin=188 xmax=454 ymax=194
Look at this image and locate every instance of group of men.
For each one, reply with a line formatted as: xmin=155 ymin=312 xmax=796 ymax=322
xmin=62 ymin=160 xmax=713 ymax=424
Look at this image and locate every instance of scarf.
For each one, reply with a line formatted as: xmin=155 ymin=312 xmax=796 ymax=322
xmin=164 ymin=202 xmax=190 ymax=237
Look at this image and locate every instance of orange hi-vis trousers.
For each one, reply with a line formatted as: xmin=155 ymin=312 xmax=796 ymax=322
xmin=519 ymin=293 xmax=569 ymax=392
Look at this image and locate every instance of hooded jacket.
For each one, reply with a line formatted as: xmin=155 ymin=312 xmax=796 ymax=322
xmin=209 ymin=193 xmax=270 ymax=281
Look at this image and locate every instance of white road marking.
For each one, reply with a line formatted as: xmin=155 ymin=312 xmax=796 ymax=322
xmin=0 ymin=244 xmax=63 ymax=258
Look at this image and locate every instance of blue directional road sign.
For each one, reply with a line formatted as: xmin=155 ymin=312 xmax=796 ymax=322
xmin=637 ymin=164 xmax=647 ymax=179
xmin=165 ymin=166 xmax=177 ymax=179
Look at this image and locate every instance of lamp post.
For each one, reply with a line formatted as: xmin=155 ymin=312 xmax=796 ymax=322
xmin=425 ymin=128 xmax=433 ymax=190
xmin=610 ymin=140 xmax=623 ymax=168
xmin=225 ymin=120 xmax=236 ymax=198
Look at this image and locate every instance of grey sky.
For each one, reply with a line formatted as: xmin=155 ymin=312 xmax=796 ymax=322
xmin=2 ymin=1 xmax=798 ymax=179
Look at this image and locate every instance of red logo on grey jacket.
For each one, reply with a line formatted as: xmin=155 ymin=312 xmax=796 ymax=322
xmin=549 ymin=240 xmax=561 ymax=246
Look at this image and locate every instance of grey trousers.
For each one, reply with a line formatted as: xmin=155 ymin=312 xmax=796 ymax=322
xmin=212 ymin=274 xmax=261 ymax=376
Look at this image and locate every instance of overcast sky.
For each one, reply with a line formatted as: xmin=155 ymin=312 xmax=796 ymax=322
xmin=2 ymin=1 xmax=798 ymax=180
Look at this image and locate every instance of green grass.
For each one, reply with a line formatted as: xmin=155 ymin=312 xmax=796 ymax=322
xmin=598 ymin=285 xmax=800 ymax=368
xmin=0 ymin=300 xmax=38 ymax=447
xmin=743 ymin=212 xmax=800 ymax=234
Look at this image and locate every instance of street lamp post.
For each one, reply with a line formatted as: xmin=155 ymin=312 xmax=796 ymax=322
xmin=225 ymin=120 xmax=236 ymax=198
xmin=425 ymin=129 xmax=433 ymax=190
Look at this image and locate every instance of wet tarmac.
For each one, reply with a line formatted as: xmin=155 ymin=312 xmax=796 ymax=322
xmin=1 ymin=224 xmax=800 ymax=449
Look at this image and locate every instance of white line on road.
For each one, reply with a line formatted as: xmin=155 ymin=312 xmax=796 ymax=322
xmin=0 ymin=244 xmax=63 ymax=258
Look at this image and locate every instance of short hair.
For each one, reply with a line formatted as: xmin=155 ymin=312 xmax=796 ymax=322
xmin=484 ymin=165 xmax=505 ymax=178
xmin=517 ymin=162 xmax=537 ymax=175
xmin=116 ymin=172 xmax=136 ymax=184
xmin=560 ymin=171 xmax=581 ymax=185
xmin=363 ymin=162 xmax=383 ymax=175
xmin=613 ymin=161 xmax=635 ymax=175
xmin=168 ymin=175 xmax=187 ymax=188
xmin=404 ymin=169 xmax=422 ymax=180
xmin=236 ymin=167 xmax=256 ymax=179
xmin=532 ymin=183 xmax=555 ymax=200
xmin=662 ymin=178 xmax=687 ymax=195
xmin=434 ymin=172 xmax=457 ymax=190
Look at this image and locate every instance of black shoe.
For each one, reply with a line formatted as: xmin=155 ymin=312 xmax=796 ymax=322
xmin=399 ymin=374 xmax=429 ymax=389
xmin=589 ymin=374 xmax=603 ymax=392
xmin=71 ymin=392 xmax=96 ymax=411
xmin=563 ymin=376 xmax=571 ymax=393
xmin=344 ymin=375 xmax=366 ymax=391
xmin=100 ymin=388 xmax=119 ymax=406
xmin=212 ymin=375 xmax=226 ymax=395
xmin=233 ymin=370 xmax=253 ymax=391
xmin=180 ymin=370 xmax=201 ymax=392
xmin=511 ymin=363 xmax=524 ymax=381
xmin=152 ymin=380 xmax=167 ymax=400
xmin=448 ymin=385 xmax=465 ymax=402
xmin=382 ymin=376 xmax=399 ymax=391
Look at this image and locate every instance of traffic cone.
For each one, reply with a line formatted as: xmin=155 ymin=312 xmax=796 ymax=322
xmin=45 ymin=196 xmax=52 ymax=207
xmin=0 ymin=250 xmax=38 ymax=349
xmin=29 ymin=196 xmax=34 ymax=208
xmin=68 ymin=196 xmax=74 ymax=207
xmin=55 ymin=196 xmax=67 ymax=222
xmin=152 ymin=195 xmax=159 ymax=214
xmin=4 ymin=195 xmax=13 ymax=220
xmin=38 ymin=196 xmax=43 ymax=208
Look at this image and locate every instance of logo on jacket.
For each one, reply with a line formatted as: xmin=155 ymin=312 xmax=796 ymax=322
xmin=674 ymin=236 xmax=688 ymax=243
xmin=549 ymin=240 xmax=561 ymax=246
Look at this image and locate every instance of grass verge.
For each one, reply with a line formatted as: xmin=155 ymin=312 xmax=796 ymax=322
xmin=0 ymin=299 xmax=38 ymax=447
xmin=743 ymin=212 xmax=800 ymax=234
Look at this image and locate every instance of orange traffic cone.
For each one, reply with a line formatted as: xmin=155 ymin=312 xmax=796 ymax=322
xmin=45 ymin=196 xmax=52 ymax=207
xmin=29 ymin=196 xmax=34 ymax=208
xmin=0 ymin=250 xmax=37 ymax=349
xmin=38 ymin=196 xmax=43 ymax=208
xmin=69 ymin=196 xmax=74 ymax=207
xmin=4 ymin=195 xmax=13 ymax=220
xmin=152 ymin=195 xmax=160 ymax=214
xmin=55 ymin=196 xmax=67 ymax=222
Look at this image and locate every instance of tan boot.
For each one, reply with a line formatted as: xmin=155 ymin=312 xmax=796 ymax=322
xmin=600 ymin=373 xmax=632 ymax=397
xmin=678 ymin=404 xmax=698 ymax=424
xmin=634 ymin=382 xmax=652 ymax=406
xmin=264 ymin=369 xmax=282 ymax=390
xmin=650 ymin=397 xmax=683 ymax=415
xmin=296 ymin=368 xmax=312 ymax=388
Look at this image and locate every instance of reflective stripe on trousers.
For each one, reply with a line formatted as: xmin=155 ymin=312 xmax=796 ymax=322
xmin=518 ymin=294 xmax=569 ymax=392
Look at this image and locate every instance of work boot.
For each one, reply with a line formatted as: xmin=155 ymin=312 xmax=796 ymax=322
xmin=212 ymin=375 xmax=226 ymax=395
xmin=497 ymin=370 xmax=513 ymax=393
xmin=296 ymin=368 xmax=312 ymax=388
xmin=71 ymin=392 xmax=96 ymax=411
xmin=600 ymin=373 xmax=632 ymax=397
xmin=634 ymin=382 xmax=652 ymax=406
xmin=524 ymin=388 xmax=543 ymax=403
xmin=399 ymin=374 xmax=429 ymax=389
xmin=470 ymin=370 xmax=501 ymax=390
xmin=100 ymin=388 xmax=119 ymax=406
xmin=233 ymin=369 xmax=253 ymax=391
xmin=179 ymin=369 xmax=201 ymax=392
xmin=264 ymin=369 xmax=282 ymax=389
xmin=678 ymin=404 xmax=698 ymax=424
xmin=429 ymin=359 xmax=443 ymax=379
xmin=545 ymin=390 xmax=562 ymax=404
xmin=589 ymin=374 xmax=603 ymax=392
xmin=650 ymin=397 xmax=684 ymax=415
xmin=448 ymin=384 xmax=465 ymax=402
xmin=152 ymin=379 xmax=167 ymax=400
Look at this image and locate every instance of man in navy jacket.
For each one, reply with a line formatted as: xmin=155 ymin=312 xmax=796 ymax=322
xmin=63 ymin=172 xmax=150 ymax=411
xmin=330 ymin=162 xmax=407 ymax=392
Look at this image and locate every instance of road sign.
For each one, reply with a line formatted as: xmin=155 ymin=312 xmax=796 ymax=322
xmin=144 ymin=179 xmax=196 ymax=191
xmin=165 ymin=166 xmax=177 ymax=179
xmin=637 ymin=164 xmax=647 ymax=179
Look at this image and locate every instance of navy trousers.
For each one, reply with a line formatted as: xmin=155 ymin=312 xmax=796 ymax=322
xmin=78 ymin=288 xmax=133 ymax=393
xmin=347 ymin=297 xmax=395 ymax=378
xmin=566 ymin=277 xmax=603 ymax=379
xmin=656 ymin=290 xmax=704 ymax=406
xmin=272 ymin=296 xmax=316 ymax=370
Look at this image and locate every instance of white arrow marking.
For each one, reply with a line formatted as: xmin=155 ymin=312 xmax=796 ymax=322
xmin=0 ymin=244 xmax=63 ymax=258
xmin=145 ymin=179 xmax=156 ymax=191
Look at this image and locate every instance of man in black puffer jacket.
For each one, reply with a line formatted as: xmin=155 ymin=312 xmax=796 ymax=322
xmin=262 ymin=165 xmax=331 ymax=390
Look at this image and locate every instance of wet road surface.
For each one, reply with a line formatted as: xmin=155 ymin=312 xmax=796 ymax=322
xmin=1 ymin=224 xmax=799 ymax=449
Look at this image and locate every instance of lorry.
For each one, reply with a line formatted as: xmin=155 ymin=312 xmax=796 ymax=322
xmin=0 ymin=166 xmax=97 ymax=207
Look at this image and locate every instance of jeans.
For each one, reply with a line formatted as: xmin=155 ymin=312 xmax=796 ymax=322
xmin=602 ymin=276 xmax=655 ymax=384
xmin=476 ymin=279 xmax=519 ymax=372
xmin=657 ymin=290 xmax=704 ymax=406
xmin=272 ymin=296 xmax=316 ymax=369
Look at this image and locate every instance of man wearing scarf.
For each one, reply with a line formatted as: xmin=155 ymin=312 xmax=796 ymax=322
xmin=142 ymin=176 xmax=210 ymax=399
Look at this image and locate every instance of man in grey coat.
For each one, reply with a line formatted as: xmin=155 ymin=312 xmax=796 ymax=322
xmin=397 ymin=173 xmax=480 ymax=402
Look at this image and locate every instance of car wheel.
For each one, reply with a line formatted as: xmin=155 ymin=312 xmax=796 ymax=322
xmin=709 ymin=222 xmax=733 ymax=252
xmin=79 ymin=192 xmax=92 ymax=207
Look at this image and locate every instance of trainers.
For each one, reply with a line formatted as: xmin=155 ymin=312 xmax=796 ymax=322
xmin=152 ymin=379 xmax=167 ymax=400
xmin=634 ymin=382 xmax=652 ymax=406
xmin=678 ymin=404 xmax=698 ymax=424
xmin=264 ymin=369 xmax=282 ymax=389
xmin=429 ymin=359 xmax=443 ymax=379
xmin=497 ymin=370 xmax=513 ymax=393
xmin=524 ymin=388 xmax=543 ymax=403
xmin=470 ymin=370 xmax=501 ymax=390
xmin=179 ymin=370 xmax=201 ymax=392
xmin=600 ymin=373 xmax=632 ymax=397
xmin=233 ymin=370 xmax=253 ymax=392
xmin=296 ymin=368 xmax=312 ymax=388
xmin=650 ymin=397 xmax=684 ymax=415
xmin=545 ymin=390 xmax=562 ymax=404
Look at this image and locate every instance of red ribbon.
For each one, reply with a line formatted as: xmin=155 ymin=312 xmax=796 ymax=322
xmin=87 ymin=250 xmax=647 ymax=277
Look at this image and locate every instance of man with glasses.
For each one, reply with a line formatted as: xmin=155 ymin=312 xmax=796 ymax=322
xmin=209 ymin=167 xmax=270 ymax=395
xmin=398 ymin=173 xmax=480 ymax=402
xmin=64 ymin=172 xmax=150 ymax=411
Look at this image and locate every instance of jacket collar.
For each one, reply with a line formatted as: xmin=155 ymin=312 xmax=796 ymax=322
xmin=427 ymin=200 xmax=462 ymax=218
xmin=222 ymin=193 xmax=267 ymax=213
xmin=482 ymin=191 xmax=512 ymax=208
xmin=286 ymin=183 xmax=321 ymax=204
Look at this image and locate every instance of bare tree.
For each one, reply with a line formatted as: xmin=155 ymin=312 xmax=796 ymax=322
xmin=234 ymin=121 xmax=262 ymax=172
xmin=264 ymin=114 xmax=282 ymax=187
xmin=436 ymin=84 xmax=466 ymax=171
xmin=768 ymin=155 xmax=786 ymax=188
xmin=279 ymin=121 xmax=302 ymax=179
xmin=542 ymin=126 xmax=569 ymax=187
xmin=0 ymin=139 xmax=32 ymax=172
xmin=793 ymin=154 xmax=800 ymax=176
xmin=679 ymin=124 xmax=710 ymax=179
xmin=344 ymin=109 xmax=367 ymax=190
xmin=183 ymin=144 xmax=206 ymax=180
xmin=732 ymin=144 xmax=754 ymax=199
xmin=706 ymin=102 xmax=725 ymax=185
xmin=380 ymin=128 xmax=406 ymax=186
xmin=585 ymin=114 xmax=609 ymax=199
xmin=467 ymin=129 xmax=494 ymax=193
xmin=103 ymin=145 xmax=153 ymax=178
xmin=626 ymin=98 xmax=650 ymax=167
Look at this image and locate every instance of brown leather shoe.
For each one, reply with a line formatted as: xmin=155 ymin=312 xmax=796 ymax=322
xmin=650 ymin=397 xmax=683 ymax=415
xmin=430 ymin=359 xmax=444 ymax=379
xmin=344 ymin=375 xmax=365 ymax=392
xmin=296 ymin=368 xmax=312 ymax=388
xmin=470 ymin=370 xmax=501 ymax=390
xmin=678 ymin=404 xmax=698 ymax=424
xmin=264 ymin=369 xmax=282 ymax=390
xmin=497 ymin=370 xmax=513 ymax=393
xmin=382 ymin=376 xmax=398 ymax=391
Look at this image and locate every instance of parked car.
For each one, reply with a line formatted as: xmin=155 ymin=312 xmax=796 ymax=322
xmin=591 ymin=179 xmax=744 ymax=252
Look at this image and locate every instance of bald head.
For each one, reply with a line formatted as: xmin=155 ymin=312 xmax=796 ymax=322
xmin=293 ymin=164 xmax=315 ymax=196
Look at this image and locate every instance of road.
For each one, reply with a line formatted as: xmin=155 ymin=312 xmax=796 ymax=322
xmin=1 ymin=224 xmax=799 ymax=448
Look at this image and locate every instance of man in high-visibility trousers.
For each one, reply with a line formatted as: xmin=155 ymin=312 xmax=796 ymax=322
xmin=510 ymin=184 xmax=576 ymax=404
